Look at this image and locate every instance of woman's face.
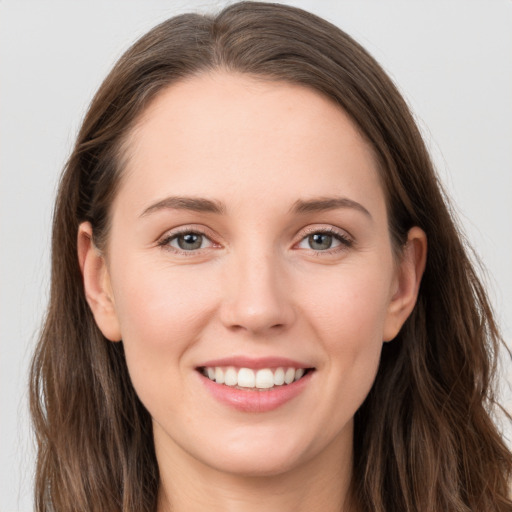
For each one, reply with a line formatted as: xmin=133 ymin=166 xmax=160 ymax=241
xmin=82 ymin=72 xmax=422 ymax=478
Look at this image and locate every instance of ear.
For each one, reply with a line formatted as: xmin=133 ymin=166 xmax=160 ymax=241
xmin=77 ymin=222 xmax=122 ymax=342
xmin=383 ymin=227 xmax=427 ymax=342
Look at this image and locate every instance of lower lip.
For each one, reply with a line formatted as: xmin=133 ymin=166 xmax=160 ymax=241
xmin=199 ymin=371 xmax=313 ymax=413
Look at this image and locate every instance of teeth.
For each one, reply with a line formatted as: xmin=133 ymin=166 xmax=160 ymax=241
xmin=215 ymin=367 xmax=225 ymax=384
xmin=255 ymin=369 xmax=274 ymax=389
xmin=224 ymin=367 xmax=237 ymax=386
xmin=284 ymin=367 xmax=295 ymax=385
xmin=274 ymin=367 xmax=285 ymax=386
xmin=238 ymin=368 xmax=256 ymax=388
xmin=294 ymin=368 xmax=304 ymax=381
xmin=202 ymin=366 xmax=309 ymax=389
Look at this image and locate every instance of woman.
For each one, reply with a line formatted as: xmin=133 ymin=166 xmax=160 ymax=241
xmin=30 ymin=2 xmax=512 ymax=511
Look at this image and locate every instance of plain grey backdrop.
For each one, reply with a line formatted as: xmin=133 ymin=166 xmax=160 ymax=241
xmin=1 ymin=1 xmax=511 ymax=510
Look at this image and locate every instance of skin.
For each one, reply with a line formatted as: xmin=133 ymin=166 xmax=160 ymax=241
xmin=78 ymin=72 xmax=426 ymax=512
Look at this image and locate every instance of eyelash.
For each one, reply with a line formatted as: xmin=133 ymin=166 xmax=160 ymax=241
xmin=157 ymin=227 xmax=217 ymax=256
xmin=157 ymin=226 xmax=353 ymax=256
xmin=297 ymin=227 xmax=353 ymax=254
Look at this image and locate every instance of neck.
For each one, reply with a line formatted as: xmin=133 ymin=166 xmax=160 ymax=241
xmin=156 ymin=428 xmax=357 ymax=512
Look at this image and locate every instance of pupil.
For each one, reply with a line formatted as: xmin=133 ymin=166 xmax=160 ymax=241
xmin=178 ymin=233 xmax=202 ymax=250
xmin=309 ymin=233 xmax=332 ymax=250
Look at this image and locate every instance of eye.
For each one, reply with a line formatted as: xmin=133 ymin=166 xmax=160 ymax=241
xmin=305 ymin=233 xmax=337 ymax=251
xmin=296 ymin=229 xmax=352 ymax=252
xmin=160 ymin=231 xmax=215 ymax=252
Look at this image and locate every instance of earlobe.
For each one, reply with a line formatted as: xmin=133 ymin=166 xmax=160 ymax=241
xmin=77 ymin=222 xmax=122 ymax=342
xmin=383 ymin=227 xmax=427 ymax=342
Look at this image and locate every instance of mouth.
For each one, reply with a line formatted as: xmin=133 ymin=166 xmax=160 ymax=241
xmin=196 ymin=359 xmax=316 ymax=412
xmin=197 ymin=366 xmax=315 ymax=391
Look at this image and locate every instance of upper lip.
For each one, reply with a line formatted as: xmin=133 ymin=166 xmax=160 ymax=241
xmin=197 ymin=356 xmax=313 ymax=370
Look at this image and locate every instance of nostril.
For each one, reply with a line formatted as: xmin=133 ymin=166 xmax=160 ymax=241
xmin=227 ymin=322 xmax=286 ymax=334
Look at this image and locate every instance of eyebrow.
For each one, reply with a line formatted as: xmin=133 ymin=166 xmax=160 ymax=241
xmin=290 ymin=196 xmax=372 ymax=219
xmin=140 ymin=196 xmax=225 ymax=217
xmin=139 ymin=195 xmax=371 ymax=219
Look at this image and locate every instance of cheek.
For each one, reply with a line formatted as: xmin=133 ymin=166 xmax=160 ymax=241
xmin=113 ymin=257 xmax=217 ymax=333
xmin=302 ymin=261 xmax=393 ymax=344
xmin=109 ymin=261 xmax=217 ymax=394
xmin=299 ymin=260 xmax=392 ymax=394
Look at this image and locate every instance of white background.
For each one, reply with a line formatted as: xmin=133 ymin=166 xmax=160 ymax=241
xmin=1 ymin=1 xmax=511 ymax=510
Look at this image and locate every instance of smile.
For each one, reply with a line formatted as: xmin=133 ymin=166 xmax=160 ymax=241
xmin=196 ymin=357 xmax=315 ymax=412
xmin=199 ymin=366 xmax=311 ymax=390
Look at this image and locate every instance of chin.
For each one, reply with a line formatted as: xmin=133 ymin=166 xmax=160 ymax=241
xmin=187 ymin=424 xmax=326 ymax=479
xmin=205 ymin=447 xmax=307 ymax=478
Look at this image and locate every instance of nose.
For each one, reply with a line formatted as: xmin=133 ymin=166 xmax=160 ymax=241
xmin=219 ymin=249 xmax=296 ymax=335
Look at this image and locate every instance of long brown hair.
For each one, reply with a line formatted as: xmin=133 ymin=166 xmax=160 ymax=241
xmin=30 ymin=2 xmax=512 ymax=510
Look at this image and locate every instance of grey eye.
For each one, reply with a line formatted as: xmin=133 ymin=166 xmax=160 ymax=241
xmin=173 ymin=233 xmax=205 ymax=250
xmin=308 ymin=233 xmax=335 ymax=250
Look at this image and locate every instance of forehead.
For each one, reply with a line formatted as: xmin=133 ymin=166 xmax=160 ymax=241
xmin=117 ymin=71 xmax=385 ymax=219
